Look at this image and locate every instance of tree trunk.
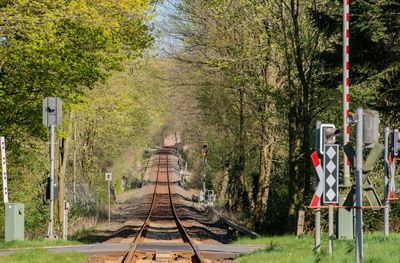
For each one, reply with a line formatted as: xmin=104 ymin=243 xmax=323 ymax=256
xmin=220 ymin=161 xmax=229 ymax=202
xmin=238 ymin=87 xmax=247 ymax=211
xmin=58 ymin=111 xmax=74 ymax=223
xmin=253 ymin=135 xmax=274 ymax=230
xmin=287 ymin=102 xmax=301 ymax=231
xmin=291 ymin=0 xmax=312 ymax=200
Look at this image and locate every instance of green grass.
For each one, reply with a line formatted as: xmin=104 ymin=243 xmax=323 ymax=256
xmin=0 ymin=239 xmax=83 ymax=249
xmin=234 ymin=232 xmax=400 ymax=262
xmin=0 ymin=249 xmax=88 ymax=263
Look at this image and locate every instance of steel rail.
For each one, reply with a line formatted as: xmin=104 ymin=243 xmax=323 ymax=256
xmin=123 ymin=153 xmax=162 ymax=263
xmin=123 ymin=148 xmax=204 ymax=263
xmin=165 ymin=152 xmax=205 ymax=263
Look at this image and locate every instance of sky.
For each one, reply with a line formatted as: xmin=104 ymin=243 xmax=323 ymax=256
xmin=151 ymin=0 xmax=183 ymax=56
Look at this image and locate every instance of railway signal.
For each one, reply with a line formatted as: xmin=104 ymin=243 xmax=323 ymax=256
xmin=318 ymin=124 xmax=341 ymax=155
xmin=202 ymin=142 xmax=208 ymax=158
xmin=43 ymin=97 xmax=62 ymax=239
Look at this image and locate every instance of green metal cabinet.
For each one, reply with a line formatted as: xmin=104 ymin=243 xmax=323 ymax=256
xmin=337 ymin=195 xmax=353 ymax=239
xmin=5 ymin=203 xmax=24 ymax=242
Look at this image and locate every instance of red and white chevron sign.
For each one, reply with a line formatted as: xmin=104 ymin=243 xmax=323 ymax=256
xmin=389 ymin=154 xmax=397 ymax=199
xmin=1 ymin=137 xmax=9 ymax=203
xmin=310 ymin=152 xmax=324 ymax=207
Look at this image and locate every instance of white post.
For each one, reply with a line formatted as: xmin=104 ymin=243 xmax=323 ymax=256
xmin=384 ymin=127 xmax=390 ymax=237
xmin=1 ymin=137 xmax=9 ymax=203
xmin=63 ymin=201 xmax=69 ymax=240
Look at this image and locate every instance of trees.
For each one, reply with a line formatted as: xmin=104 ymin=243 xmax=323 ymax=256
xmin=0 ymin=0 xmax=154 ymax=145
xmin=0 ymin=0 xmax=156 ymax=234
xmin=311 ymin=0 xmax=400 ymax=124
xmin=167 ymin=0 xmax=342 ymax=231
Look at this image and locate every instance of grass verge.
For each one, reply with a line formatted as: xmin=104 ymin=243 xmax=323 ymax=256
xmin=0 ymin=239 xmax=83 ymax=249
xmin=234 ymin=232 xmax=400 ymax=262
xmin=0 ymin=249 xmax=88 ymax=263
xmin=123 ymin=189 xmax=138 ymax=204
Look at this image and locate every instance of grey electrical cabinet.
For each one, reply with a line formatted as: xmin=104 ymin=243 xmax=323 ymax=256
xmin=5 ymin=203 xmax=24 ymax=242
xmin=337 ymin=195 xmax=353 ymax=239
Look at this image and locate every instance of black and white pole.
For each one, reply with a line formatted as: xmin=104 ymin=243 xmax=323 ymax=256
xmin=355 ymin=107 xmax=363 ymax=262
xmin=384 ymin=127 xmax=389 ymax=237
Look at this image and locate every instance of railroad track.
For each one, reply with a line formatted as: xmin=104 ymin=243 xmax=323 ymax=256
xmin=123 ymin=148 xmax=204 ymax=263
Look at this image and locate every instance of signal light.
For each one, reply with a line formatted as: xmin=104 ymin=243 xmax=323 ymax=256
xmin=319 ymin=124 xmax=341 ymax=154
xmin=202 ymin=142 xmax=208 ymax=158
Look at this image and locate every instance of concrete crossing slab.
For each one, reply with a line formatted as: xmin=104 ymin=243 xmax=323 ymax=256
xmin=0 ymin=243 xmax=266 ymax=256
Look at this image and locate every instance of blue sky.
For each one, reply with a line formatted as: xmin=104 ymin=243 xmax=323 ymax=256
xmin=151 ymin=0 xmax=183 ymax=55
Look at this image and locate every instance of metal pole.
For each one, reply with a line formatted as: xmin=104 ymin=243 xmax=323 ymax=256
xmin=329 ymin=204 xmax=333 ymax=255
xmin=108 ymin=180 xmax=111 ymax=225
xmin=384 ymin=127 xmax=390 ymax=237
xmin=203 ymin=157 xmax=206 ymax=191
xmin=315 ymin=121 xmax=321 ymax=253
xmin=343 ymin=0 xmax=350 ymax=187
xmin=49 ymin=124 xmax=55 ymax=237
xmin=355 ymin=107 xmax=363 ymax=262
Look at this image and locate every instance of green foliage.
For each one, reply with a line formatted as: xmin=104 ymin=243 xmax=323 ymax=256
xmin=69 ymin=57 xmax=172 ymax=214
xmin=0 ymin=0 xmax=157 ymax=236
xmin=168 ymin=0 xmax=400 ymax=234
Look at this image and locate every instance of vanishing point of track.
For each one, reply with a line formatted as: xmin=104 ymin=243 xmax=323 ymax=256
xmin=123 ymin=148 xmax=204 ymax=263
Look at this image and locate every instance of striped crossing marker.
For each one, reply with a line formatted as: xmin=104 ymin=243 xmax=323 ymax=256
xmin=310 ymin=152 xmax=324 ymax=207
xmin=389 ymin=154 xmax=397 ymax=199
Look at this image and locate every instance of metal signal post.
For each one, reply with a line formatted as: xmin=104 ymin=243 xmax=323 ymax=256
xmin=355 ymin=107 xmax=363 ymax=262
xmin=49 ymin=124 xmax=55 ymax=237
xmin=43 ymin=97 xmax=62 ymax=239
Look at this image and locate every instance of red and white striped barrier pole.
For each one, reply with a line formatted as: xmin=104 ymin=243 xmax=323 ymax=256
xmin=310 ymin=152 xmax=324 ymax=207
xmin=343 ymin=0 xmax=350 ymax=186
xmin=1 ymin=137 xmax=9 ymax=203
xmin=389 ymin=154 xmax=397 ymax=199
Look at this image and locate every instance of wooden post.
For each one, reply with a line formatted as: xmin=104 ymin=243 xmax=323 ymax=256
xmin=297 ymin=210 xmax=305 ymax=236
